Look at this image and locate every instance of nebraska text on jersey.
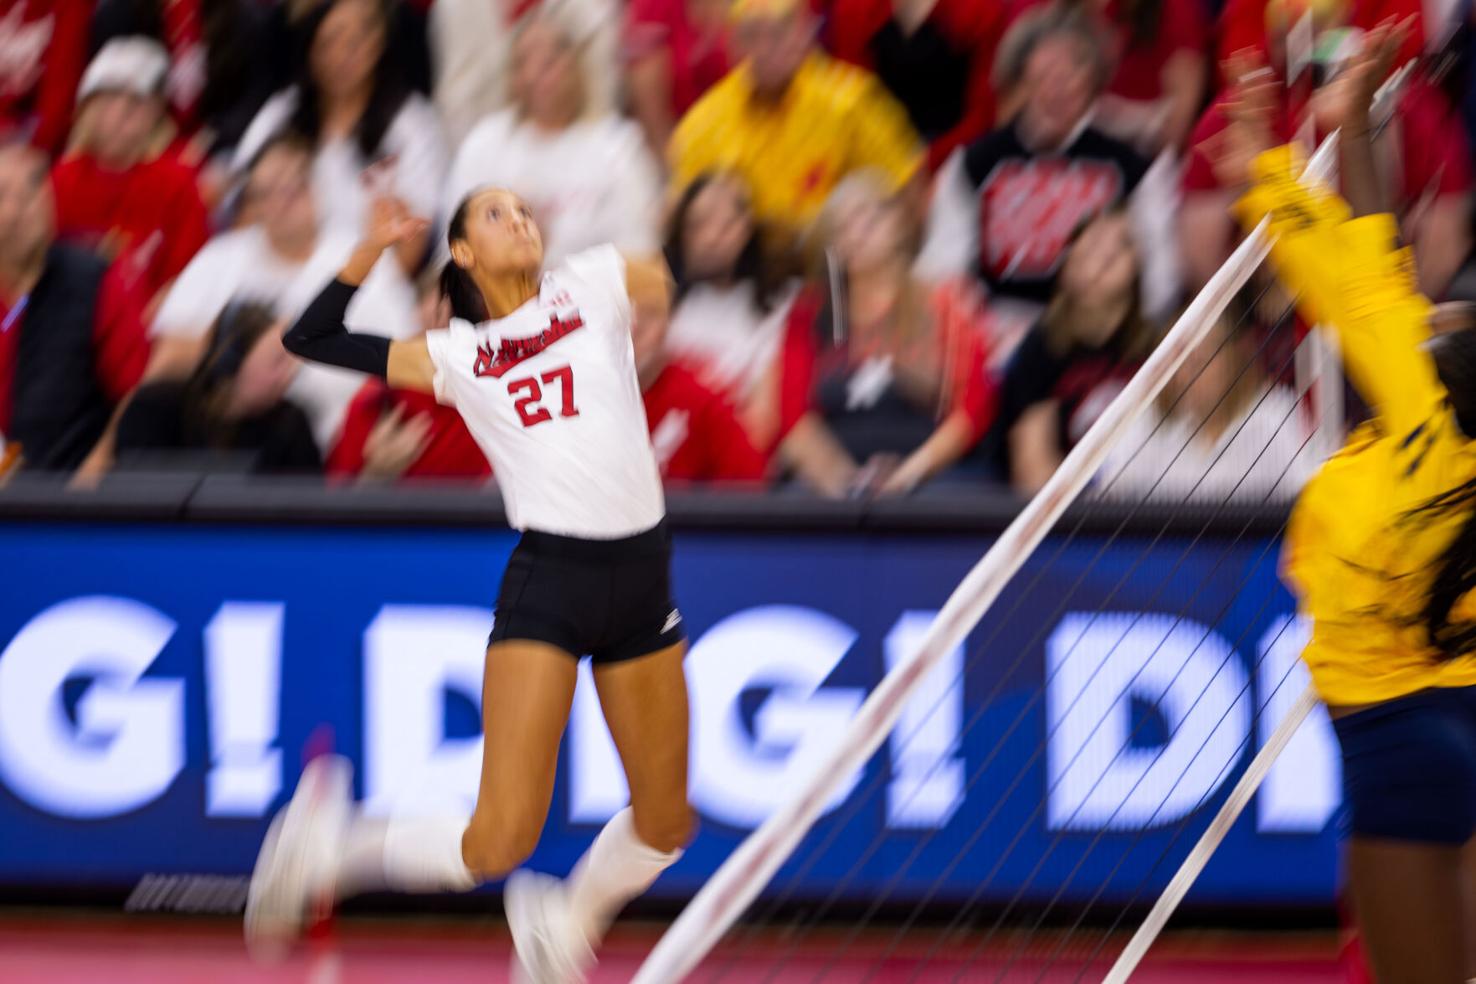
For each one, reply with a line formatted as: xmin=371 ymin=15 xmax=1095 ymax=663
xmin=473 ymin=311 xmax=587 ymax=379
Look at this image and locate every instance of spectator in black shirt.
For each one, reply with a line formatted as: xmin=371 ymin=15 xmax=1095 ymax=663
xmin=982 ymin=209 xmax=1156 ymax=494
xmin=116 ymin=301 xmax=321 ymax=473
xmin=917 ymin=4 xmax=1177 ymax=340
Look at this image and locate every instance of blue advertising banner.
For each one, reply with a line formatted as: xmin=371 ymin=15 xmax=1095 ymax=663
xmin=0 ymin=522 xmax=1339 ymax=907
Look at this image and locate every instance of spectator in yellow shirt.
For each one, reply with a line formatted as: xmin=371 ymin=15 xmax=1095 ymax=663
xmin=1221 ymin=24 xmax=1476 ymax=984
xmin=668 ymin=0 xmax=925 ymax=246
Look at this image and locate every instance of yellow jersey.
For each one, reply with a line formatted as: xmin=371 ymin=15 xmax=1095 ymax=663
xmin=1236 ymin=145 xmax=1476 ymax=706
xmin=668 ymin=52 xmax=924 ymax=232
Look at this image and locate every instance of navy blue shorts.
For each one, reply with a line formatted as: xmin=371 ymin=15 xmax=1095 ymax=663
xmin=488 ymin=520 xmax=685 ymax=665
xmin=1332 ymin=685 xmax=1476 ymax=844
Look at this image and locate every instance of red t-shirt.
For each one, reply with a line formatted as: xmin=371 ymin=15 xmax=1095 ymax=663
xmin=1217 ymin=0 xmax=1424 ymax=68
xmin=0 ymin=260 xmax=150 ymax=438
xmin=642 ymin=359 xmax=769 ymax=483
xmin=50 ymin=154 xmax=210 ymax=301
xmin=1006 ymin=0 xmax=1207 ymax=102
xmin=0 ymin=0 xmax=88 ymax=154
xmin=328 ymin=381 xmax=492 ymax=480
xmin=1183 ymin=78 xmax=1472 ymax=207
xmin=626 ymin=0 xmax=733 ymax=118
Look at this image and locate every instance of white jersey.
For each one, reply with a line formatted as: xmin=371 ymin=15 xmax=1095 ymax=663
xmin=424 ymin=246 xmax=665 ymax=539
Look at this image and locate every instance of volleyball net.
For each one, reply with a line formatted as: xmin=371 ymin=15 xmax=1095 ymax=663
xmin=633 ymin=132 xmax=1357 ymax=983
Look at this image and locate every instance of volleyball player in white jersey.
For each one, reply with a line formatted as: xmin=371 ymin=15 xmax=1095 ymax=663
xmin=246 ymin=188 xmax=693 ymax=984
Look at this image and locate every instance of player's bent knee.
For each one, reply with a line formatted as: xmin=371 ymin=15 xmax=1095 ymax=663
xmin=460 ymin=817 xmax=542 ymax=880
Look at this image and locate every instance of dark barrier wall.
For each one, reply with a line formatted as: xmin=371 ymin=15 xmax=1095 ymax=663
xmin=0 ymin=478 xmax=1334 ymax=908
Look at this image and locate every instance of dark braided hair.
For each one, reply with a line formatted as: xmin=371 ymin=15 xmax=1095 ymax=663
xmin=1410 ymin=328 xmax=1476 ymax=659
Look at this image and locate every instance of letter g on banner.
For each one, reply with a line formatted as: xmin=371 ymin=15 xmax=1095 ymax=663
xmin=0 ymin=597 xmax=183 ymax=818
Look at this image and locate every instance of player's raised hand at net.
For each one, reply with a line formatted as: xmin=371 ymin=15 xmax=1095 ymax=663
xmin=1313 ymin=17 xmax=1414 ymax=134
xmin=365 ymin=192 xmax=429 ymax=254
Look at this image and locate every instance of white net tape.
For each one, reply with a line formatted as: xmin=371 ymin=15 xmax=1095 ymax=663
xmin=633 ymin=135 xmax=1346 ymax=984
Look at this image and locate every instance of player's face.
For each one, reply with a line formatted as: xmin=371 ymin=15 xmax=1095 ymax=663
xmin=230 ymin=327 xmax=299 ymax=416
xmin=312 ymin=0 xmax=385 ymax=100
xmin=0 ymin=146 xmax=53 ymax=267
xmin=456 ymin=189 xmax=544 ymax=277
xmin=683 ymin=177 xmax=752 ymax=278
xmin=1020 ymin=34 xmax=1096 ymax=147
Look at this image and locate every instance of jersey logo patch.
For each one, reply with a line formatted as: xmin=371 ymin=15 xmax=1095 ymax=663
xmin=473 ymin=311 xmax=586 ymax=379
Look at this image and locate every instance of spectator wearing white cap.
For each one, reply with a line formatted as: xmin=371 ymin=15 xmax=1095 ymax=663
xmin=49 ymin=36 xmax=210 ymax=307
xmin=233 ymin=0 xmax=447 ymax=273
xmin=444 ymin=6 xmax=662 ymax=269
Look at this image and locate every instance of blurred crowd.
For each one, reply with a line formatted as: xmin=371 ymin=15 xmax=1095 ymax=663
xmin=0 ymin=0 xmax=1467 ymax=500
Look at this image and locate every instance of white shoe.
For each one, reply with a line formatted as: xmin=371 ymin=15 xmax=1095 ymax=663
xmin=505 ymin=870 xmax=595 ymax=984
xmin=244 ymin=755 xmax=353 ymax=962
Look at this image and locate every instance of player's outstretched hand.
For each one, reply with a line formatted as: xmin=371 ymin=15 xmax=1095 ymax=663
xmin=1312 ymin=16 xmax=1414 ymax=133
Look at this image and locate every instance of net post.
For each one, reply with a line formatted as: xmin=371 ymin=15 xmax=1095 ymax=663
xmin=1099 ymin=683 xmax=1320 ymax=984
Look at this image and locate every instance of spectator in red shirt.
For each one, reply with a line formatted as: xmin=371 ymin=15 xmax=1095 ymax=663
xmin=779 ymin=171 xmax=996 ymax=497
xmin=630 ymin=263 xmax=771 ymax=485
xmin=50 ymin=38 xmax=210 ymax=308
xmin=328 ymin=274 xmax=492 ymax=482
xmin=0 ymin=0 xmax=90 ymax=154
xmin=625 ymin=0 xmax=734 ymax=159
xmin=0 ymin=140 xmax=150 ymax=474
xmin=1218 ymin=0 xmax=1424 ymax=71
xmin=1006 ymin=0 xmax=1211 ymax=154
xmin=1180 ymin=22 xmax=1471 ymax=295
xmin=827 ymin=0 xmax=1007 ymax=172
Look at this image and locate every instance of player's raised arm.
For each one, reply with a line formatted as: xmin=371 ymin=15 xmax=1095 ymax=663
xmin=282 ymin=196 xmax=437 ymax=394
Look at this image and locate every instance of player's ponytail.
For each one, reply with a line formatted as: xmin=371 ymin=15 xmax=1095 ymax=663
xmin=441 ymin=195 xmax=489 ymax=323
xmin=1411 ymin=327 xmax=1476 ymax=659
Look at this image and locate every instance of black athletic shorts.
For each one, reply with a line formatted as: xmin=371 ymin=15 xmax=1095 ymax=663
xmin=488 ymin=519 xmax=685 ymax=664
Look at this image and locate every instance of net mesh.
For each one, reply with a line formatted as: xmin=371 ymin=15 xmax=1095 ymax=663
xmin=635 ymin=141 xmax=1350 ymax=984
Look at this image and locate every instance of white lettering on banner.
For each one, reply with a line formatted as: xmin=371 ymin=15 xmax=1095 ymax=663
xmin=687 ymin=606 xmax=865 ymax=829
xmin=362 ymin=606 xmax=491 ymax=817
xmin=1256 ymin=616 xmax=1339 ymax=832
xmin=205 ymin=603 xmax=284 ymax=817
xmin=0 ymin=596 xmax=183 ymax=818
xmin=1046 ymin=613 xmax=1251 ymax=831
xmin=885 ymin=612 xmax=965 ymax=828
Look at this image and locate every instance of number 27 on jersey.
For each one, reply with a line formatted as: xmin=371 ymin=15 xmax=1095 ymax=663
xmin=508 ymin=365 xmax=579 ymax=428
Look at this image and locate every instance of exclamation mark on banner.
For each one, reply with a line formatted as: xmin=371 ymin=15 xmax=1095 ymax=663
xmin=205 ymin=603 xmax=285 ymax=817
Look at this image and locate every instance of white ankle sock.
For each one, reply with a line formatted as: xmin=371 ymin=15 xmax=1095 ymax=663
xmin=336 ymin=812 xmax=477 ymax=897
xmin=565 ymin=808 xmax=681 ymax=945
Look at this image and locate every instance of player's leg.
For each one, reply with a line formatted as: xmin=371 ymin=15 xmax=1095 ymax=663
xmin=503 ymin=640 xmax=692 ymax=983
xmin=1346 ymin=838 xmax=1465 ymax=984
xmin=247 ymin=639 xmax=578 ymax=955
xmin=1335 ymin=688 xmax=1476 ymax=984
xmin=576 ymin=640 xmax=695 ymax=934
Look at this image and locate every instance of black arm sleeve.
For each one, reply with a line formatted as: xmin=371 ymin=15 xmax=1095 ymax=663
xmin=282 ymin=279 xmax=392 ymax=378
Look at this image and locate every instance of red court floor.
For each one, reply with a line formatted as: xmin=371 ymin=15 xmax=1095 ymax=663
xmin=0 ymin=912 xmax=1343 ymax=983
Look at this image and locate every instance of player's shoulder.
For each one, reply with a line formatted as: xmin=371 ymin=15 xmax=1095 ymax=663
xmin=551 ymin=244 xmax=628 ymax=295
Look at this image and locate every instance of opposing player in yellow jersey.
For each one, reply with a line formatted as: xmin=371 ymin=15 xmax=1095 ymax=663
xmin=1218 ymin=24 xmax=1476 ymax=984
